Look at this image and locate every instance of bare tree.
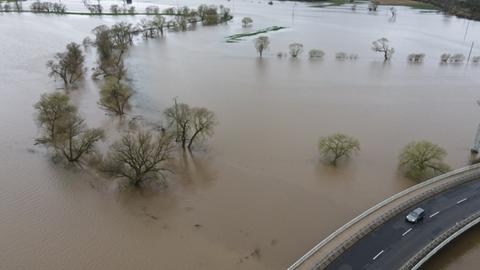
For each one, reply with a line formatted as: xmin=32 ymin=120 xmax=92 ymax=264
xmin=372 ymin=38 xmax=395 ymax=61
xmin=254 ymin=36 xmax=270 ymax=58
xmin=318 ymin=133 xmax=360 ymax=166
xmin=289 ymin=43 xmax=304 ymax=58
xmin=242 ymin=17 xmax=253 ymax=27
xmin=105 ymin=130 xmax=173 ymax=187
xmin=98 ymin=78 xmax=133 ymax=116
xmin=152 ymin=15 xmax=167 ymax=36
xmin=164 ymin=101 xmax=192 ymax=148
xmin=55 ymin=114 xmax=104 ymax=162
xmin=34 ymin=92 xmax=103 ymax=162
xmin=188 ymin=107 xmax=217 ymax=149
xmin=34 ymin=92 xmax=76 ymax=146
xmin=46 ymin=42 xmax=85 ymax=87
xmin=399 ymin=140 xmax=450 ymax=180
xmin=164 ymin=100 xmax=218 ymax=150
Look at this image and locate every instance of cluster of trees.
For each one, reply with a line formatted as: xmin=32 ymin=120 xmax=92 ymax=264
xmin=30 ymin=1 xmax=66 ymax=13
xmin=254 ymin=37 xmax=392 ymax=61
xmin=417 ymin=0 xmax=480 ymax=20
xmin=109 ymin=4 xmax=135 ymax=15
xmin=34 ymin=92 xmax=104 ymax=163
xmin=318 ymin=133 xmax=450 ymax=181
xmin=252 ymin=36 xmax=479 ymax=64
xmin=88 ymin=23 xmax=135 ymax=115
xmin=0 ymin=0 xmax=22 ymax=12
xmin=38 ymin=20 xmax=223 ymax=188
xmin=34 ymin=93 xmax=217 ymax=187
xmin=161 ymin=4 xmax=232 ymax=26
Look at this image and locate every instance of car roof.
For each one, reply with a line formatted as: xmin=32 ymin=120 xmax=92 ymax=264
xmin=413 ymin=208 xmax=424 ymax=214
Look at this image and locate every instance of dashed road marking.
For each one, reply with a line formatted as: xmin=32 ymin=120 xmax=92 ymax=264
xmin=429 ymin=211 xmax=440 ymax=218
xmin=372 ymin=250 xmax=384 ymax=260
xmin=402 ymin=228 xmax=412 ymax=236
xmin=457 ymin=198 xmax=468 ymax=204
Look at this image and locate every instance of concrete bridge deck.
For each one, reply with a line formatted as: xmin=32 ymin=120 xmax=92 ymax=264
xmin=288 ymin=164 xmax=480 ymax=270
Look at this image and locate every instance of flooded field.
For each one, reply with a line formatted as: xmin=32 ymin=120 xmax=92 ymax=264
xmin=0 ymin=0 xmax=479 ymax=269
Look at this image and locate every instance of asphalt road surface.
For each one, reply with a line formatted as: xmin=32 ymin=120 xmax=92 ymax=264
xmin=326 ymin=179 xmax=480 ymax=270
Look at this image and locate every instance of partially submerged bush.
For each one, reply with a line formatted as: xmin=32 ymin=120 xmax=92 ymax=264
xmin=408 ymin=53 xmax=425 ymax=63
xmin=440 ymin=53 xmax=465 ymax=64
xmin=335 ymin=52 xmax=347 ymax=60
xmin=309 ymin=49 xmax=325 ymax=59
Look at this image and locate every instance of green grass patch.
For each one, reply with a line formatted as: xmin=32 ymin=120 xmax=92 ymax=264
xmin=226 ymin=26 xmax=286 ymax=43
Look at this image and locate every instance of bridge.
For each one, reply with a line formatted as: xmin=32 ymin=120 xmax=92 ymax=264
xmin=288 ymin=163 xmax=480 ymax=270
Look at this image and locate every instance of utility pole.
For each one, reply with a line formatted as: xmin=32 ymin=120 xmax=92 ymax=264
xmin=467 ymin=41 xmax=474 ymax=63
xmin=292 ymin=2 xmax=296 ymax=21
xmin=464 ymin=21 xmax=470 ymax=41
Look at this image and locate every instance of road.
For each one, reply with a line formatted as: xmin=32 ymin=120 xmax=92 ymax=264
xmin=326 ymin=179 xmax=480 ymax=270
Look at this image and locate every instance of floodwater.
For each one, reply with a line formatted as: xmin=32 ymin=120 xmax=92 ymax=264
xmin=0 ymin=0 xmax=479 ymax=269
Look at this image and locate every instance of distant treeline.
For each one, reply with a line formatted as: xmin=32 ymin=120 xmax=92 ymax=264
xmin=417 ymin=0 xmax=480 ymax=20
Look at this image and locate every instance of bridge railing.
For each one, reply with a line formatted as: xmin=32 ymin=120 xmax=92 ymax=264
xmin=288 ymin=163 xmax=480 ymax=270
xmin=400 ymin=210 xmax=480 ymax=270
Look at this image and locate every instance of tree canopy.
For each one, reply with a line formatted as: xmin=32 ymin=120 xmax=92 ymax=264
xmin=399 ymin=140 xmax=450 ymax=180
xmin=46 ymin=42 xmax=85 ymax=87
xmin=105 ymin=130 xmax=173 ymax=187
xmin=164 ymin=100 xmax=217 ymax=150
xmin=254 ymin=36 xmax=269 ymax=58
xmin=318 ymin=133 xmax=360 ymax=166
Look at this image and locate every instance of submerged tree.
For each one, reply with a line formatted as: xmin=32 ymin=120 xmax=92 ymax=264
xmin=164 ymin=101 xmax=193 ymax=148
xmin=242 ymin=17 xmax=253 ymax=27
xmin=188 ymin=107 xmax=217 ymax=149
xmin=34 ymin=92 xmax=103 ymax=162
xmin=92 ymin=23 xmax=134 ymax=79
xmin=98 ymin=78 xmax=133 ymax=116
xmin=55 ymin=114 xmax=104 ymax=162
xmin=164 ymin=100 xmax=217 ymax=150
xmin=105 ymin=130 xmax=173 ymax=187
xmin=152 ymin=15 xmax=167 ymax=36
xmin=289 ymin=43 xmax=304 ymax=58
xmin=309 ymin=49 xmax=325 ymax=59
xmin=254 ymin=36 xmax=270 ymax=58
xmin=46 ymin=42 xmax=85 ymax=87
xmin=372 ymin=38 xmax=395 ymax=61
xmin=399 ymin=140 xmax=450 ymax=180
xmin=318 ymin=133 xmax=360 ymax=166
xmin=34 ymin=92 xmax=76 ymax=146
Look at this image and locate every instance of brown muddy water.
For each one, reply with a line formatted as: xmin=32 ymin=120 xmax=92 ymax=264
xmin=1 ymin=1 xmax=480 ymax=269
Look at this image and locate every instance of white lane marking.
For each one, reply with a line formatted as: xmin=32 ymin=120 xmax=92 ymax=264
xmin=457 ymin=198 xmax=468 ymax=204
xmin=429 ymin=211 xmax=440 ymax=218
xmin=372 ymin=250 xmax=384 ymax=260
xmin=402 ymin=228 xmax=413 ymax=236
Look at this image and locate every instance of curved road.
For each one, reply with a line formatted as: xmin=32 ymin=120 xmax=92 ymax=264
xmin=326 ymin=179 xmax=480 ymax=270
